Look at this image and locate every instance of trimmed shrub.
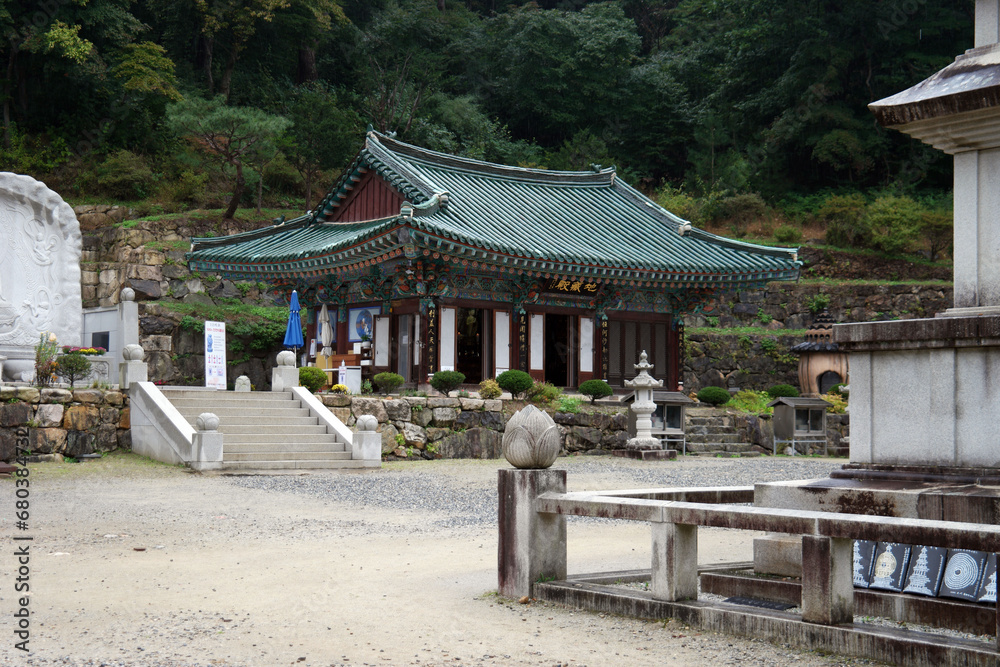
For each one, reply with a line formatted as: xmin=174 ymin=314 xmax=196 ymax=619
xmin=478 ymin=378 xmax=502 ymax=400
xmin=55 ymin=353 xmax=92 ymax=388
xmin=578 ymin=379 xmax=613 ymax=404
xmin=496 ymin=369 xmax=533 ymax=399
xmin=96 ymin=149 xmax=154 ymax=200
xmin=528 ymin=381 xmax=561 ymax=404
xmin=373 ymin=372 xmax=404 ymax=395
xmin=766 ymin=384 xmax=800 ymax=399
xmin=299 ymin=366 xmax=327 ymax=393
xmin=697 ymin=386 xmax=731 ymax=406
xmin=430 ymin=370 xmax=465 ymax=395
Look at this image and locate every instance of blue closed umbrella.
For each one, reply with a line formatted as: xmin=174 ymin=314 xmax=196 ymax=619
xmin=283 ymin=290 xmax=305 ymax=356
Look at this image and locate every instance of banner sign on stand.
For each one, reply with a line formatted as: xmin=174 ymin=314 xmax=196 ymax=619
xmin=204 ymin=321 xmax=227 ymax=390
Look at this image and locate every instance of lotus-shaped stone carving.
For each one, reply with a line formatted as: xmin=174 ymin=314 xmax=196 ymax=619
xmin=502 ymin=404 xmax=560 ymax=469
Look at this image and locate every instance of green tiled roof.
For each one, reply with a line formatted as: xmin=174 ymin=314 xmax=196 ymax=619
xmin=188 ymin=131 xmax=800 ymax=285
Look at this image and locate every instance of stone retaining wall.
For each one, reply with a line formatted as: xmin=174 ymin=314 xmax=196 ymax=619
xmin=0 ymin=387 xmax=130 ymax=461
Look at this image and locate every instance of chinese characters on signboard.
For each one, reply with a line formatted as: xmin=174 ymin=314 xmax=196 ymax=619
xmin=545 ymin=278 xmax=599 ymax=294
xmin=204 ymin=320 xmax=227 ymax=390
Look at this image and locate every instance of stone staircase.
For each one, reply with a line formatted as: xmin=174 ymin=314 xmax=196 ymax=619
xmin=684 ymin=407 xmax=759 ymax=457
xmin=160 ymin=388 xmax=358 ymax=470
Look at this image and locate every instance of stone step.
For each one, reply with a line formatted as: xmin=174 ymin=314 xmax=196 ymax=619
xmin=215 ymin=424 xmax=329 ymax=435
xmin=686 ymin=442 xmax=755 ymax=454
xmin=685 ymin=434 xmax=745 ymax=445
xmin=220 ymin=459 xmax=373 ymax=471
xmin=177 ymin=414 xmax=319 ymax=427
xmin=174 ymin=407 xmax=313 ymax=419
xmin=686 ymin=426 xmax=741 ymax=436
xmin=225 ymin=442 xmax=347 ymax=454
xmin=224 ymin=451 xmax=351 ymax=462
xmin=223 ymin=433 xmax=339 ymax=445
xmin=167 ymin=397 xmax=303 ymax=410
xmin=161 ymin=389 xmax=294 ymax=401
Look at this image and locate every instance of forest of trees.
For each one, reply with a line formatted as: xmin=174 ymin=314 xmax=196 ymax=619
xmin=0 ymin=0 xmax=974 ymax=237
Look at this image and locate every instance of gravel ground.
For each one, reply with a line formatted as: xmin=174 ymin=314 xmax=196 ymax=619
xmin=0 ymin=454 xmax=882 ymax=667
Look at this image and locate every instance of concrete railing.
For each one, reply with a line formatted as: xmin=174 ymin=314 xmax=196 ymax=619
xmin=498 ymin=470 xmax=1000 ymax=653
xmin=129 ymin=381 xmax=222 ymax=471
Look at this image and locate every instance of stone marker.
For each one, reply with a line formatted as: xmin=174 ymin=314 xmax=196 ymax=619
xmin=271 ymin=350 xmax=298 ymax=391
xmin=234 ymin=375 xmax=251 ymax=392
xmin=0 ymin=173 xmax=83 ymax=380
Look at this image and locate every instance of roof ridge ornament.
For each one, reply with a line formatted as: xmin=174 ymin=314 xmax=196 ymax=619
xmin=678 ymin=221 xmax=692 ymax=236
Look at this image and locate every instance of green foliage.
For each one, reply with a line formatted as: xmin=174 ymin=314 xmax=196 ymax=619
xmin=556 ymin=396 xmax=581 ymax=413
xmin=728 ymin=390 xmax=773 ymax=415
xmin=822 ymin=391 xmax=848 ymax=414
xmin=55 ymin=353 xmax=92 ymax=388
xmin=34 ymin=332 xmax=60 ymax=388
xmin=808 ymin=293 xmax=831 ymax=314
xmin=373 ymin=372 xmax=404 ymax=395
xmin=361 ymin=380 xmax=374 ymax=395
xmin=165 ymin=301 xmax=293 ymax=351
xmin=773 ymin=224 xmax=802 ymax=244
xmin=756 ymin=308 xmax=772 ymax=325
xmin=96 ymin=150 xmax=155 ymax=200
xmin=864 ymin=195 xmax=923 ymax=255
xmin=430 ymin=370 xmax=465 ymax=395
xmin=496 ymin=370 xmax=533 ymax=399
xmin=298 ymin=366 xmax=327 ymax=393
xmin=828 ymin=383 xmax=848 ymax=397
xmin=528 ymin=382 xmax=562 ymax=405
xmin=578 ymin=379 xmax=613 ymax=404
xmin=696 ymin=386 xmax=731 ymax=406
xmin=477 ymin=378 xmax=502 ymax=400
xmin=766 ymin=384 xmax=800 ymax=399
xmin=818 ymin=193 xmax=868 ymax=248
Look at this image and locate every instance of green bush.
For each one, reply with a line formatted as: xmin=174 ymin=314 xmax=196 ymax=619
xmin=714 ymin=193 xmax=768 ymax=236
xmin=556 ymin=396 xmax=581 ymax=413
xmin=478 ymin=378 xmax=502 ymax=400
xmin=578 ymin=379 xmax=613 ymax=404
xmin=55 ymin=353 xmax=92 ymax=388
xmin=808 ymin=293 xmax=831 ymax=314
xmin=430 ymin=370 xmax=465 ymax=394
xmin=373 ymin=372 xmax=404 ymax=395
xmin=298 ymin=366 xmax=327 ymax=393
xmin=697 ymin=386 xmax=731 ymax=406
xmin=496 ymin=369 xmax=534 ymax=399
xmin=864 ymin=195 xmax=922 ymax=255
xmin=96 ymin=149 xmax=154 ymax=200
xmin=773 ymin=224 xmax=802 ymax=244
xmin=158 ymin=169 xmax=208 ymax=204
xmin=828 ymin=383 xmax=848 ymax=397
xmin=728 ymin=389 xmax=772 ymax=415
xmin=818 ymin=193 xmax=867 ymax=248
xmin=766 ymin=384 xmax=800 ymax=399
xmin=528 ymin=381 xmax=561 ymax=404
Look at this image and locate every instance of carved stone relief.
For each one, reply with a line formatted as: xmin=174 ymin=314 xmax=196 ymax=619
xmin=0 ymin=173 xmax=82 ymax=381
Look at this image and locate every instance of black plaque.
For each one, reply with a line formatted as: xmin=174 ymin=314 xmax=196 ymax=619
xmin=976 ymin=553 xmax=997 ymax=604
xmin=869 ymin=542 xmax=912 ymax=592
xmin=903 ymin=545 xmax=947 ymax=597
xmin=852 ymin=540 xmax=877 ymax=589
xmin=939 ymin=549 xmax=989 ymax=601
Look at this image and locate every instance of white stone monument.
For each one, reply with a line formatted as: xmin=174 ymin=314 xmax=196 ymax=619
xmin=0 ymin=173 xmax=82 ymax=381
xmin=625 ymin=351 xmax=663 ymax=451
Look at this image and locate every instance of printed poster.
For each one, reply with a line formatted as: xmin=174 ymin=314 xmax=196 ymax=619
xmin=204 ymin=320 xmax=227 ymax=390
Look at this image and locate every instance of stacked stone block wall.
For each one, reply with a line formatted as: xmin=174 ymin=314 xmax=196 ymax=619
xmin=0 ymin=387 xmax=130 ymax=461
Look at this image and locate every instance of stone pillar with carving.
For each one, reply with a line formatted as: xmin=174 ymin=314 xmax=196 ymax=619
xmin=190 ymin=412 xmax=223 ymax=471
xmin=353 ymin=414 xmax=382 ymax=461
xmin=625 ymin=351 xmax=663 ymax=451
xmin=498 ymin=405 xmax=567 ymax=599
xmin=120 ymin=343 xmax=147 ymax=389
xmin=271 ymin=350 xmax=299 ymax=391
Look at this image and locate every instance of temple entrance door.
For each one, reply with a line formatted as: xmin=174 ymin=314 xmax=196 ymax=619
xmin=395 ymin=314 xmax=413 ymax=383
xmin=544 ymin=313 xmax=573 ymax=387
xmin=606 ymin=319 xmax=669 ymax=387
xmin=456 ymin=307 xmax=484 ymax=384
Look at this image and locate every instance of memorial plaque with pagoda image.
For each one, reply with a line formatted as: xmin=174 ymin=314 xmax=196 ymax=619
xmin=976 ymin=553 xmax=997 ymax=604
xmin=868 ymin=542 xmax=912 ymax=592
xmin=939 ymin=549 xmax=989 ymax=602
xmin=902 ymin=545 xmax=947 ymax=597
xmin=852 ymin=540 xmax=877 ymax=588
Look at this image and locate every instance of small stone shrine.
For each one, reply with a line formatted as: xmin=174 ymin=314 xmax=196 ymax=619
xmin=0 ymin=173 xmax=82 ymax=381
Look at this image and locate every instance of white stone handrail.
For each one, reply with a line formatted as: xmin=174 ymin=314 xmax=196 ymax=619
xmin=129 ymin=381 xmax=221 ymax=471
xmin=289 ymin=386 xmax=360 ymax=457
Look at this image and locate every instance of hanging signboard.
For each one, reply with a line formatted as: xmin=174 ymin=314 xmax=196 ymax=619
xmin=204 ymin=320 xmax=227 ymax=390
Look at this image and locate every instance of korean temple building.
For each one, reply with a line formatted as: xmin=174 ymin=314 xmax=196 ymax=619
xmin=187 ymin=130 xmax=801 ymax=390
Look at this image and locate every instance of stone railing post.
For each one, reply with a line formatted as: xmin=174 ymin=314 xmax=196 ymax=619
xmin=120 ymin=343 xmax=147 ymax=390
xmin=353 ymin=415 xmax=381 ymax=460
xmin=651 ymin=521 xmax=698 ymax=601
xmin=271 ymin=350 xmax=298 ymax=391
xmin=801 ymin=535 xmax=854 ymax=625
xmin=190 ymin=412 xmax=223 ymax=472
xmin=498 ymin=405 xmax=566 ymax=599
xmin=235 ymin=375 xmax=251 ymax=392
xmin=119 ymin=287 xmax=139 ymax=348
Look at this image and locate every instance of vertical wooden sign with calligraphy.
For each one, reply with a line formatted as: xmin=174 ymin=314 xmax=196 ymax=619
xmin=600 ymin=318 xmax=609 ymax=381
xmin=518 ymin=314 xmax=528 ymax=372
xmin=426 ymin=303 xmax=438 ymax=377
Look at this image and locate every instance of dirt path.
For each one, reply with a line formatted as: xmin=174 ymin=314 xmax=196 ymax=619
xmin=1 ymin=455 xmax=875 ymax=666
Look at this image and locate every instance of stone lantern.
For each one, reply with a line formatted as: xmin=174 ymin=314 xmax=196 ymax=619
xmin=624 ymin=351 xmax=663 ymax=451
